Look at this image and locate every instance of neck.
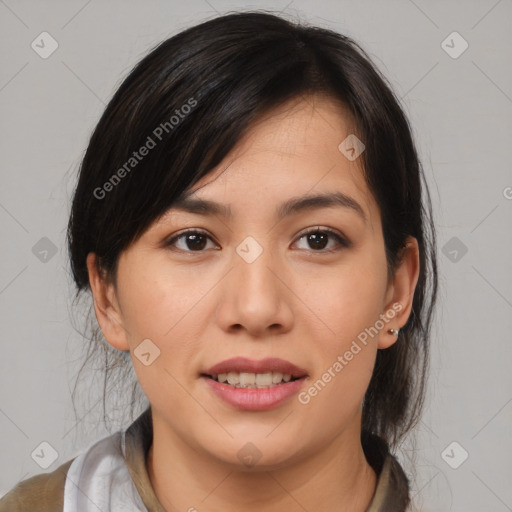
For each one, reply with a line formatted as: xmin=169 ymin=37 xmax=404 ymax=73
xmin=147 ymin=414 xmax=378 ymax=512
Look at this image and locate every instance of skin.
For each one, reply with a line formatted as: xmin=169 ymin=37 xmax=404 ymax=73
xmin=87 ymin=94 xmax=420 ymax=512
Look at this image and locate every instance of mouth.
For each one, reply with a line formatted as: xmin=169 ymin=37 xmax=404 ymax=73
xmin=201 ymin=356 xmax=308 ymax=386
xmin=200 ymin=357 xmax=308 ymax=411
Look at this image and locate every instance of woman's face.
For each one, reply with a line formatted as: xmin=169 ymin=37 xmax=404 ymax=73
xmin=88 ymin=94 xmax=418 ymax=469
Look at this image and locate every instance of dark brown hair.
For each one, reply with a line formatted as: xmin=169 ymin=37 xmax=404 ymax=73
xmin=67 ymin=10 xmax=438 ymax=471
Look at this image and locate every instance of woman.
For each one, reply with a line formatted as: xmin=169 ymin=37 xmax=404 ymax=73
xmin=0 ymin=9 xmax=438 ymax=512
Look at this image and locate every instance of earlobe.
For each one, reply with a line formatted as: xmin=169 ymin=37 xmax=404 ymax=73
xmin=86 ymin=253 xmax=130 ymax=351
xmin=378 ymin=236 xmax=420 ymax=350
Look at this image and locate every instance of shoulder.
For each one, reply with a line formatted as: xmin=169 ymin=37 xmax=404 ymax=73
xmin=368 ymin=452 xmax=410 ymax=511
xmin=363 ymin=431 xmax=410 ymax=511
xmin=0 ymin=458 xmax=75 ymax=512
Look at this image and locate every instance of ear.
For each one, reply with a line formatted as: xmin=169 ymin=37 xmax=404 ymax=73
xmin=86 ymin=253 xmax=130 ymax=351
xmin=378 ymin=236 xmax=420 ymax=350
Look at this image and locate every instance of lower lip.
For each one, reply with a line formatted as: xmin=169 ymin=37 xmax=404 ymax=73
xmin=202 ymin=376 xmax=307 ymax=411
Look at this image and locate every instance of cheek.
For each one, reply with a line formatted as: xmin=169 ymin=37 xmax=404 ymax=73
xmin=303 ymin=251 xmax=388 ymax=340
xmin=117 ymin=278 xmax=168 ymax=339
xmin=116 ymin=268 xmax=206 ymax=412
xmin=301 ymin=348 xmax=376 ymax=431
xmin=298 ymin=266 xmax=383 ymax=421
xmin=116 ymin=258 xmax=209 ymax=380
xmin=117 ymin=255 xmax=200 ymax=339
xmin=296 ymin=298 xmax=378 ymax=439
xmin=297 ymin=248 xmax=387 ymax=409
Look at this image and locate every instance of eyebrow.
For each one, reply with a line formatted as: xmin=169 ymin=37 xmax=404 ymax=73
xmin=169 ymin=191 xmax=367 ymax=223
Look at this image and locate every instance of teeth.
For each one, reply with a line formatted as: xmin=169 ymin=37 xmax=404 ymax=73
xmin=227 ymin=372 xmax=239 ymax=385
xmin=239 ymin=372 xmax=255 ymax=386
xmin=272 ymin=372 xmax=283 ymax=384
xmin=212 ymin=372 xmax=295 ymax=387
xmin=255 ymin=372 xmax=272 ymax=387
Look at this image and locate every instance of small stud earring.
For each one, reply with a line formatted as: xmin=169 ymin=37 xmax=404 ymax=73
xmin=388 ymin=328 xmax=400 ymax=336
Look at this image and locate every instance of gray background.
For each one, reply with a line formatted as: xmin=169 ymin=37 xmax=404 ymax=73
xmin=1 ymin=0 xmax=511 ymax=510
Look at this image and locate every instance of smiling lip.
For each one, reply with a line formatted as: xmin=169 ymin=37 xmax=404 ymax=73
xmin=204 ymin=357 xmax=308 ymax=377
xmin=201 ymin=357 xmax=308 ymax=411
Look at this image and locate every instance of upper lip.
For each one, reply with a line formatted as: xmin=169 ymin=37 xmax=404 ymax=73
xmin=203 ymin=357 xmax=308 ymax=378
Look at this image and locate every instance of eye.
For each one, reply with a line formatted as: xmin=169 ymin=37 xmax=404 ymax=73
xmin=293 ymin=227 xmax=350 ymax=252
xmin=165 ymin=227 xmax=350 ymax=253
xmin=165 ymin=229 xmax=218 ymax=252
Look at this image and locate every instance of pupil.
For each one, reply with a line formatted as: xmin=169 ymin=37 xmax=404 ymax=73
xmin=309 ymin=232 xmax=327 ymax=250
xmin=187 ymin=234 xmax=206 ymax=250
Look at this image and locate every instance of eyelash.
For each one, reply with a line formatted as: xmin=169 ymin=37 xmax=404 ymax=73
xmin=165 ymin=227 xmax=350 ymax=254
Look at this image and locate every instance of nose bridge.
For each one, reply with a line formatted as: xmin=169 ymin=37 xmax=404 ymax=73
xmin=234 ymin=234 xmax=279 ymax=298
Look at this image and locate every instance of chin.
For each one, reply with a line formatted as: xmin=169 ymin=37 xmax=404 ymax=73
xmin=203 ymin=434 xmax=304 ymax=471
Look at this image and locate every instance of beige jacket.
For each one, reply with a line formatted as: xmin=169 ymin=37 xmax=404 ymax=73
xmin=0 ymin=408 xmax=410 ymax=511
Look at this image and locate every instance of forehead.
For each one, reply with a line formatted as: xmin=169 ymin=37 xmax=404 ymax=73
xmin=161 ymin=95 xmax=379 ymax=229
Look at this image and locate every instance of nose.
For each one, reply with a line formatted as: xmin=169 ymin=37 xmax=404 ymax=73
xmin=214 ymin=242 xmax=294 ymax=338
